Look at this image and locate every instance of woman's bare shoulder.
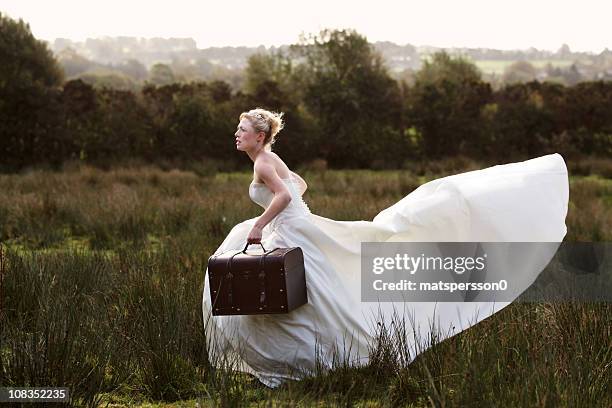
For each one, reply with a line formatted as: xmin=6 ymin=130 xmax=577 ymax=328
xmin=254 ymin=151 xmax=273 ymax=164
xmin=267 ymin=151 xmax=287 ymax=165
xmin=260 ymin=152 xmax=291 ymax=175
xmin=253 ymin=152 xmax=290 ymax=181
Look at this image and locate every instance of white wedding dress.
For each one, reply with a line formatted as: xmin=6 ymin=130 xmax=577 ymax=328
xmin=201 ymin=153 xmax=569 ymax=388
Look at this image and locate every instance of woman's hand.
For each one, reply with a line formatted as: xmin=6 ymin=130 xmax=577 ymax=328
xmin=247 ymin=224 xmax=263 ymax=244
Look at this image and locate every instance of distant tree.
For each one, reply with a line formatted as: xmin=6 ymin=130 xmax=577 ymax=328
xmin=244 ymin=52 xmax=295 ymax=96
xmin=62 ymin=79 xmax=98 ymax=115
xmin=563 ymin=64 xmax=582 ymax=86
xmin=545 ymin=63 xmax=563 ymax=77
xmin=170 ymin=57 xmax=213 ymax=82
xmin=208 ymin=65 xmax=245 ymax=91
xmin=169 ymin=92 xmax=214 ymax=158
xmin=484 ymin=82 xmax=556 ymax=158
xmin=557 ymin=43 xmax=572 ymax=59
xmin=0 ymin=13 xmax=64 ymax=88
xmin=194 ymin=57 xmax=216 ymax=78
xmin=78 ymin=70 xmax=137 ymax=90
xmin=148 ymin=63 xmax=175 ymax=86
xmin=93 ymin=88 xmax=152 ymax=161
xmin=140 ymin=82 xmax=240 ymax=162
xmin=502 ymin=61 xmax=538 ymax=84
xmin=395 ymin=67 xmax=417 ymax=87
xmin=0 ymin=12 xmax=65 ymax=170
xmin=208 ymin=80 xmax=233 ymax=103
xmin=405 ymin=51 xmax=491 ymax=157
xmin=414 ymin=51 xmax=482 ymax=84
xmin=57 ymin=47 xmax=98 ymax=77
xmin=249 ymin=80 xmax=285 ymax=108
xmin=60 ymin=79 xmax=105 ymax=163
xmin=563 ymin=81 xmax=612 ymax=155
xmin=115 ymin=59 xmax=148 ymax=81
xmin=141 ymin=83 xmax=182 ymax=157
xmin=291 ymin=29 xmax=405 ymax=167
xmin=243 ymin=51 xmax=316 ymax=166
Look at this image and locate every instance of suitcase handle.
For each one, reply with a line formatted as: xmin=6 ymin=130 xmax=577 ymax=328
xmin=226 ymin=244 xmax=270 ymax=310
xmin=242 ymin=242 xmax=271 ymax=254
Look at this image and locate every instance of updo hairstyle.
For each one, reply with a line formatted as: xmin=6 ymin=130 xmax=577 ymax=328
xmin=240 ymin=108 xmax=285 ymax=147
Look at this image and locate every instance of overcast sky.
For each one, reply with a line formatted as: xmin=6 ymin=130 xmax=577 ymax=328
xmin=2 ymin=0 xmax=610 ymax=53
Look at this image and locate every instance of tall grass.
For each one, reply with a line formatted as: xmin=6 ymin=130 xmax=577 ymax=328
xmin=0 ymin=244 xmax=210 ymax=406
xmin=0 ymin=156 xmax=610 ymax=406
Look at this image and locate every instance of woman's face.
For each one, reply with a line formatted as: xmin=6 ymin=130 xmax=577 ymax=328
xmin=235 ymin=118 xmax=263 ymax=151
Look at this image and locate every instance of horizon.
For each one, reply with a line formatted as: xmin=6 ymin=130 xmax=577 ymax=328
xmin=41 ymin=35 xmax=609 ymax=55
xmin=2 ymin=0 xmax=611 ymax=54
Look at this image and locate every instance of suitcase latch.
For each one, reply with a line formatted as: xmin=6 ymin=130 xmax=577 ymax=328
xmin=258 ymin=271 xmax=266 ymax=305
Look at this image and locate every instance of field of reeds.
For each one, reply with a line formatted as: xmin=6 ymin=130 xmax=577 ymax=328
xmin=0 ymin=155 xmax=610 ymax=407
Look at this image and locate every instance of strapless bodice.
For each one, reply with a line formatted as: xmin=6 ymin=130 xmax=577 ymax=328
xmin=249 ymin=178 xmax=312 ymax=230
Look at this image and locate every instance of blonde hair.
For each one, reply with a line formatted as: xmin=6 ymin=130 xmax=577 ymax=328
xmin=240 ymin=108 xmax=285 ymax=148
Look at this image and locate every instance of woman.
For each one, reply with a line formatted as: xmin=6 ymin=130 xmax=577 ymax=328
xmin=233 ymin=109 xmax=309 ymax=246
xmin=202 ymin=108 xmax=569 ymax=388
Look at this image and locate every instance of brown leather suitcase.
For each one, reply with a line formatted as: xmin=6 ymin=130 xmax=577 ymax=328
xmin=207 ymin=243 xmax=308 ymax=316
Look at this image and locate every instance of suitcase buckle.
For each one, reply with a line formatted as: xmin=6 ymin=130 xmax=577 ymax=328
xmin=258 ymin=271 xmax=266 ymax=304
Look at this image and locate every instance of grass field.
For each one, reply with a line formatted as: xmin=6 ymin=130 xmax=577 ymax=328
xmin=0 ymin=156 xmax=610 ymax=407
xmin=473 ymin=59 xmax=576 ymax=75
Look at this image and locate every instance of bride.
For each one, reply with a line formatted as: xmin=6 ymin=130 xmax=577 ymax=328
xmin=202 ymin=108 xmax=570 ymax=388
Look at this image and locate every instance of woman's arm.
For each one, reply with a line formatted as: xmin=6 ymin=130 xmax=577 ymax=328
xmin=252 ymin=162 xmax=292 ymax=232
xmin=290 ymin=170 xmax=308 ymax=195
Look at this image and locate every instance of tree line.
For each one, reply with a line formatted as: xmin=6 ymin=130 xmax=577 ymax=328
xmin=52 ymin=35 xmax=612 ymax=88
xmin=1 ymin=14 xmax=611 ymax=172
